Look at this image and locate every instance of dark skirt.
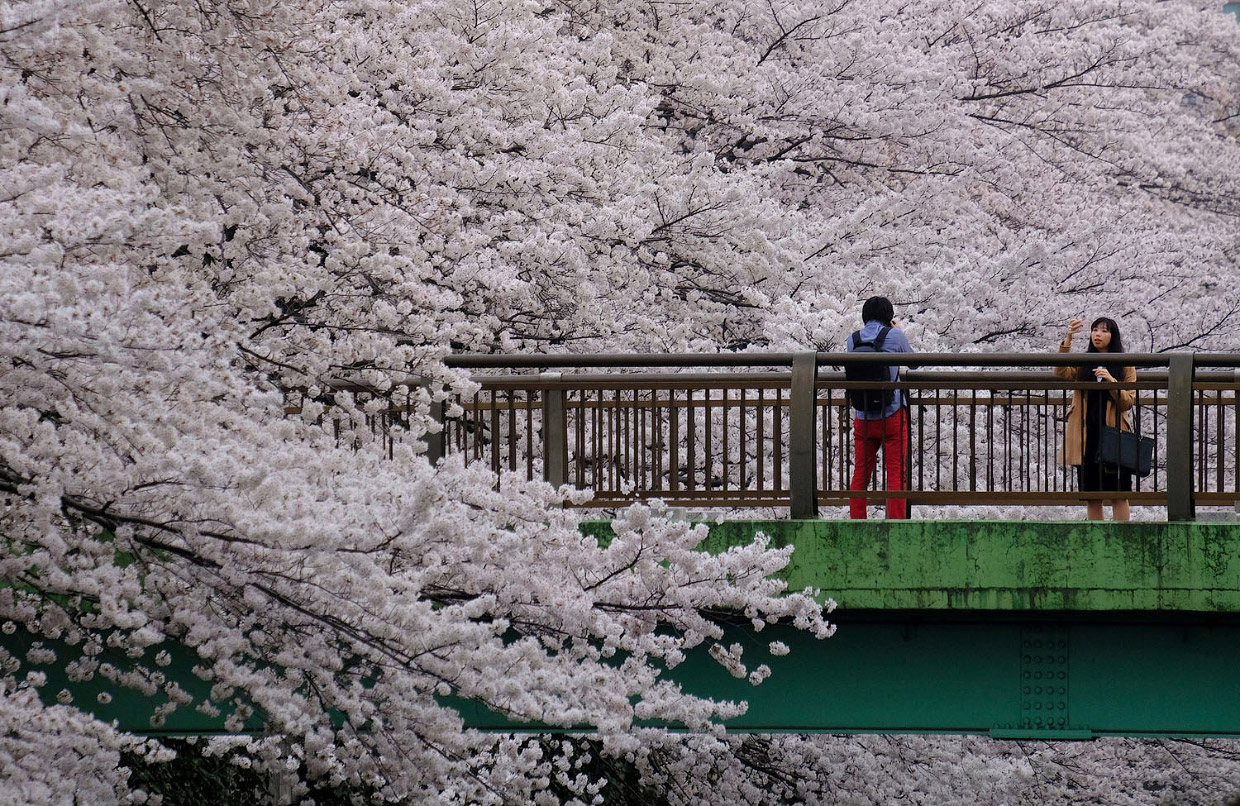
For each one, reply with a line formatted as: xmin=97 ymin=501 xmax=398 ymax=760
xmin=1078 ymin=386 xmax=1132 ymax=493
xmin=1078 ymin=459 xmax=1133 ymax=493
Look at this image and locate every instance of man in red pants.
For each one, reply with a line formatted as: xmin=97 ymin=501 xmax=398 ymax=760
xmin=846 ymin=297 xmax=915 ymax=519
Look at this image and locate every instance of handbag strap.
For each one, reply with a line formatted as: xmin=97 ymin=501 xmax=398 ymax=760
xmin=1099 ymin=353 xmax=1129 ymax=425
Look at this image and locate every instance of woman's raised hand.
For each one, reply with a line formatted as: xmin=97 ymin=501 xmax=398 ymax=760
xmin=1066 ymin=318 xmax=1083 ymax=341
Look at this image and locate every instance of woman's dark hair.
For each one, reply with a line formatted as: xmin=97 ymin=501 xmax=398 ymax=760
xmin=861 ymin=296 xmax=894 ymax=326
xmin=1078 ymin=316 xmax=1124 ymax=380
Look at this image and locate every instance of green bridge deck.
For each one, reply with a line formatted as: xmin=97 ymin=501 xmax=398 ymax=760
xmin=9 ymin=521 xmax=1240 ymax=738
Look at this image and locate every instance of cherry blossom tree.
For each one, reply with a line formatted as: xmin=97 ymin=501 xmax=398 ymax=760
xmin=4 ymin=0 xmax=1240 ymax=802
xmin=1 ymin=1 xmax=830 ymax=802
xmin=541 ymin=0 xmax=1240 ymax=353
xmin=610 ymin=732 xmax=1240 ymax=804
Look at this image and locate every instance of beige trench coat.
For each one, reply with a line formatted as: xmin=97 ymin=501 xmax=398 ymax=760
xmin=1053 ymin=338 xmax=1136 ymax=466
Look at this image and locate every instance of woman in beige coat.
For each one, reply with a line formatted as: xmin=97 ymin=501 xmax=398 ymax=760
xmin=1054 ymin=317 xmax=1136 ymax=521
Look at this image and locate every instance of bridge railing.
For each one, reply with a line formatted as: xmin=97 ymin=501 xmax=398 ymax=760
xmin=423 ymin=353 xmax=1238 ymax=521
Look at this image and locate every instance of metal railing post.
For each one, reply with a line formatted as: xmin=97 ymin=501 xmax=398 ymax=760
xmin=790 ymin=352 xmax=819 ymax=519
xmin=542 ymin=372 xmax=567 ymax=488
xmin=420 ymin=379 xmax=445 ymax=466
xmin=1166 ymin=353 xmax=1195 ymax=522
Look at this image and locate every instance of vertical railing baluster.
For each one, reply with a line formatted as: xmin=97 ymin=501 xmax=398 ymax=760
xmin=916 ymin=388 xmax=924 ymax=494
xmin=653 ymin=391 xmax=664 ymax=492
xmin=607 ymin=389 xmax=616 ymax=494
xmin=670 ymin=391 xmax=680 ymax=495
xmin=722 ymin=387 xmax=730 ymax=492
xmin=1216 ymin=387 xmax=1225 ymax=495
xmin=1022 ymin=390 xmax=1031 ymax=494
xmin=998 ymin=393 xmax=1007 ymax=494
xmin=704 ymin=387 xmax=713 ymax=494
xmin=756 ymin=388 xmax=766 ymax=495
xmin=1133 ymin=390 xmax=1142 ymax=494
xmin=1196 ymin=389 xmax=1206 ymax=496
xmin=1047 ymin=391 xmax=1055 ymax=493
xmin=969 ymin=390 xmax=978 ymax=493
xmin=686 ymin=388 xmax=696 ymax=492
xmin=524 ymin=391 xmax=534 ymax=481
xmin=988 ymin=390 xmax=996 ymax=492
xmin=593 ymin=389 xmax=603 ymax=493
xmin=934 ymin=390 xmax=941 ymax=492
xmin=820 ymin=395 xmax=829 ymax=496
xmin=507 ymin=390 xmax=517 ymax=474
xmin=838 ymin=396 xmax=848 ymax=495
xmin=623 ymin=389 xmax=632 ymax=495
xmin=471 ymin=391 xmax=482 ymax=466
xmin=618 ymin=389 xmax=626 ymax=495
xmin=629 ymin=390 xmax=638 ymax=495
xmin=597 ymin=389 xmax=605 ymax=495
xmin=620 ymin=388 xmax=628 ymax=494
xmin=774 ymin=388 xmax=783 ymax=496
xmin=951 ymin=390 xmax=959 ymax=493
xmin=574 ymin=389 xmax=586 ymax=489
xmin=739 ymin=388 xmax=748 ymax=493
xmin=638 ymin=390 xmax=647 ymax=494
xmin=490 ymin=392 xmax=501 ymax=489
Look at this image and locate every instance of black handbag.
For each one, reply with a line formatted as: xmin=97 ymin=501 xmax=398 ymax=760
xmin=1098 ymin=425 xmax=1154 ymax=477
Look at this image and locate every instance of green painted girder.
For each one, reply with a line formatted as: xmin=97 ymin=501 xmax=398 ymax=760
xmin=681 ymin=520 xmax=1240 ymax=612
xmin=449 ymin=609 xmax=1240 ymax=738
xmin=656 ymin=612 xmax=1240 ymax=738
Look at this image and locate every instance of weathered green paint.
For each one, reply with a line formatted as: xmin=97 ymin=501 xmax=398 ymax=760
xmin=586 ymin=520 xmax=1240 ymax=612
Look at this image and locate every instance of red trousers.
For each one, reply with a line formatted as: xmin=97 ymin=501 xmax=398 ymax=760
xmin=849 ymin=408 xmax=908 ymax=519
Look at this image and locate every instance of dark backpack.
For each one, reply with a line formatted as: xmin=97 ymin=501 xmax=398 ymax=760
xmin=846 ymin=327 xmax=895 ymax=415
